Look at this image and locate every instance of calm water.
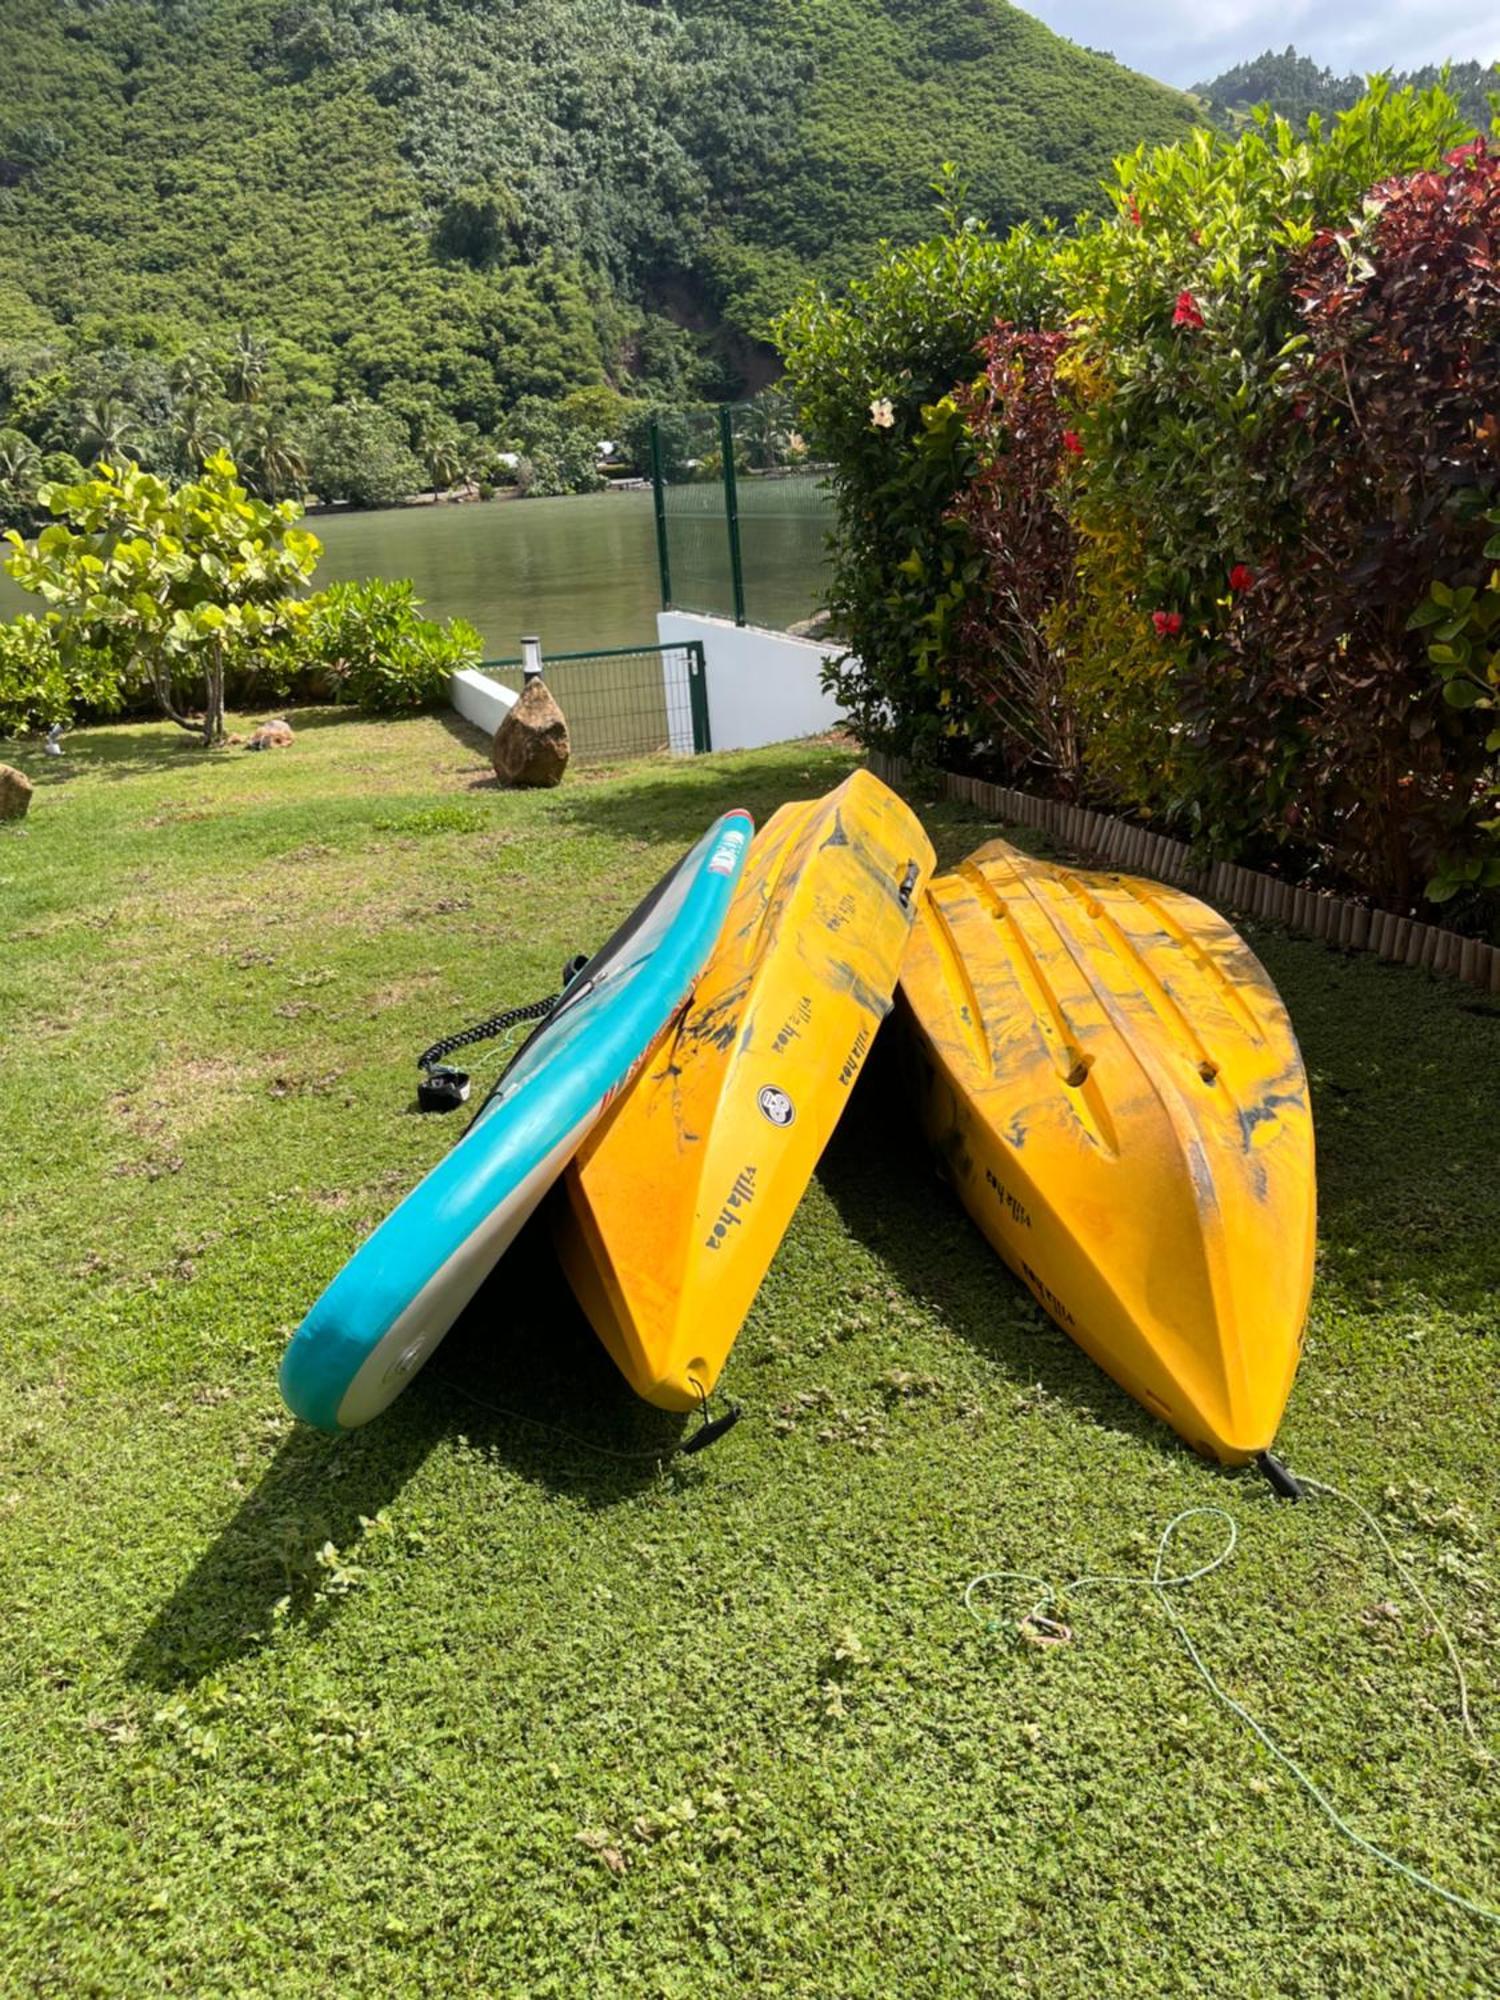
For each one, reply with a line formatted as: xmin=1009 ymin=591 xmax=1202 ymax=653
xmin=0 ymin=485 xmax=832 ymax=661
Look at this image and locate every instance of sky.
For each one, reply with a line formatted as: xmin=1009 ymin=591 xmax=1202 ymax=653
xmin=1014 ymin=1 xmax=1500 ymax=90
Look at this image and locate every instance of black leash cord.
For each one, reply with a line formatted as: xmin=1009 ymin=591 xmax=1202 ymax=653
xmin=416 ymin=994 xmax=559 ymax=1076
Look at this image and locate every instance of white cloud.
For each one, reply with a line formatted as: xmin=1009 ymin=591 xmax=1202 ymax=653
xmin=1015 ymin=0 xmax=1499 ymax=90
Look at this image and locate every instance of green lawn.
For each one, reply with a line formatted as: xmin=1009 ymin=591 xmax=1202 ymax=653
xmin=1 ymin=711 xmax=1496 ymax=1997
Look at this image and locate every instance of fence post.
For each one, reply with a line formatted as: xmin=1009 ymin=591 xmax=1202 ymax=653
xmin=686 ymin=640 xmax=712 ymax=754
xmin=648 ymin=419 xmax=673 ymax=610
xmin=718 ymin=405 xmax=746 ymax=627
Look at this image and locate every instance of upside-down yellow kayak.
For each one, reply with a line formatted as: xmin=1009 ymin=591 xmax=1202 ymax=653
xmin=899 ymin=840 xmax=1316 ymax=1461
xmin=557 ymin=769 xmax=936 ymax=1411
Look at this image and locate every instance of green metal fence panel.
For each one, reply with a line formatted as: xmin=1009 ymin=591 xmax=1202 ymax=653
xmin=479 ymin=643 xmax=707 ymax=762
xmin=651 ymin=402 xmax=835 ymax=632
xmin=717 ymin=404 xmax=747 ymax=626
xmin=684 ymin=640 xmax=711 ymax=754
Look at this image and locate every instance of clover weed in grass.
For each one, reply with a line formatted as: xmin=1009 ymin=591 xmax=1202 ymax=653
xmin=0 ymin=710 xmax=1495 ymax=1996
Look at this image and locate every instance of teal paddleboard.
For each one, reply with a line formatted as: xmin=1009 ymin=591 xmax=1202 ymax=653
xmin=279 ymin=809 xmax=753 ymax=1431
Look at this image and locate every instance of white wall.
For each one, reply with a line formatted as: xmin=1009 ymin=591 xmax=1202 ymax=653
xmin=449 ymin=667 xmax=517 ymax=738
xmin=657 ymin=610 xmax=847 ymax=754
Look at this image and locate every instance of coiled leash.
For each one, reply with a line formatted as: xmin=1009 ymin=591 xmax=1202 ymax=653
xmin=415 ymin=954 xmax=591 ymax=1112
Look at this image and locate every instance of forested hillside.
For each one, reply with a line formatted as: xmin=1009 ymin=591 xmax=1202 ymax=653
xmin=0 ymin=0 xmax=1195 ymax=473
xmin=1196 ymin=48 xmax=1497 ymax=130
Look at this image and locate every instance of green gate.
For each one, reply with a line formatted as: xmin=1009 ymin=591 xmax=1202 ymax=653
xmin=480 ymin=641 xmax=710 ymax=760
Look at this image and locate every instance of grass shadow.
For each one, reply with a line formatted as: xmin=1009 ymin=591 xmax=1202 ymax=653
xmin=5 ymin=704 xmax=382 ymax=789
xmin=126 ymin=1408 xmax=442 ymax=1691
xmin=126 ymin=1204 xmax=680 ymax=1692
xmin=419 ymin=1193 xmax=692 ymax=1495
xmin=434 ymin=706 xmax=493 ymax=760
xmin=553 ymin=742 xmax=864 ymax=847
xmin=7 ymin=724 xmax=224 ymax=789
xmin=816 ymin=1032 xmax=1190 ymax=1475
xmin=1242 ymin=925 xmax=1500 ymax=1316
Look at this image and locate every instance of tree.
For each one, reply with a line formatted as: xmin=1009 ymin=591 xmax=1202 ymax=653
xmin=170 ymin=393 xmax=228 ymax=474
xmin=231 ymin=405 xmax=308 ymax=499
xmin=0 ymin=426 xmax=41 ymax=527
xmin=169 ymin=350 xmax=222 ymax=400
xmin=75 ymin=397 xmax=142 ymax=464
xmin=307 ymin=401 xmax=421 ymax=508
xmin=4 ymin=453 xmax=320 ymax=744
xmin=223 ymin=328 xmax=270 ymax=405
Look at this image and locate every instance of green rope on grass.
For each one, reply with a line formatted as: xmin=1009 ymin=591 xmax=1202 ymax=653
xmin=966 ymin=1491 xmax=1499 ymax=1927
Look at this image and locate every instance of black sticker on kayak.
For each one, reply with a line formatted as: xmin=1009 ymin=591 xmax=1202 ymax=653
xmin=758 ymin=1085 xmax=795 ymax=1128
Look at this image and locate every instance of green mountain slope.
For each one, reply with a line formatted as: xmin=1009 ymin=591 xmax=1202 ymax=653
xmin=1195 ymin=47 xmax=1497 ymax=131
xmin=0 ymin=0 xmax=1195 ymax=426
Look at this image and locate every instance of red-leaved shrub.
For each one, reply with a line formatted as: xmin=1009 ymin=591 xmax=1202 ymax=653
xmin=946 ymin=327 xmax=1080 ymax=786
xmin=1214 ymin=140 xmax=1500 ymax=907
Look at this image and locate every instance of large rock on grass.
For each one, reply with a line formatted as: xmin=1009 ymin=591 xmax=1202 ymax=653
xmin=491 ymin=676 xmax=570 ymax=787
xmin=0 ymin=764 xmax=33 ymax=821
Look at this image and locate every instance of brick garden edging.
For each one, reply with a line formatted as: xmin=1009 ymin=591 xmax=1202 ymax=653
xmin=868 ymin=752 xmax=1500 ymax=997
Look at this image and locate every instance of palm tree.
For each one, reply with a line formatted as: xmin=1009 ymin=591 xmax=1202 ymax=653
xmin=0 ymin=426 xmax=41 ymax=526
xmin=223 ymin=328 xmax=269 ymax=405
xmin=75 ymin=397 xmax=141 ymax=465
xmin=171 ymin=394 xmax=228 ymax=474
xmin=170 ymin=350 xmax=222 ymax=401
xmin=231 ymin=406 xmax=307 ymax=500
xmin=421 ymin=425 xmax=465 ymax=494
xmin=740 ymin=387 xmax=795 ymax=471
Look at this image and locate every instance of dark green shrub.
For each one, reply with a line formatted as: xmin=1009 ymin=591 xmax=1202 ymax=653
xmin=298 ymin=578 xmax=482 ymax=711
xmin=776 ymin=208 xmax=1063 ymax=755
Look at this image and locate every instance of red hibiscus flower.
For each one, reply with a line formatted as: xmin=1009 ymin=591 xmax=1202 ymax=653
xmin=1172 ymin=290 xmax=1205 ymax=330
xmin=1151 ymin=610 xmax=1184 ymax=638
xmin=1061 ymin=430 xmax=1083 ymax=458
xmin=1228 ymin=563 xmax=1254 ymax=593
xmin=1127 ymin=198 xmax=1142 ymax=226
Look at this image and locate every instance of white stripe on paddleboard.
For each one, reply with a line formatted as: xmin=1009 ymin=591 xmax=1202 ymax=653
xmin=334 ymin=1110 xmax=597 ymax=1429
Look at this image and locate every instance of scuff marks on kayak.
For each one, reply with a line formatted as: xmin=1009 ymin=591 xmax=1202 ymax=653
xmin=681 ymin=975 xmax=752 ymax=1055
xmin=899 ymin=836 xmax=1316 ymax=1462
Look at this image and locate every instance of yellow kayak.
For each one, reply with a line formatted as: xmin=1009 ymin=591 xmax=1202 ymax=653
xmin=557 ymin=769 xmax=936 ymax=1411
xmin=899 ymin=839 xmax=1316 ymax=1462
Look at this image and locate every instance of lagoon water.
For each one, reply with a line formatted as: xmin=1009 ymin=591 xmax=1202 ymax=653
xmin=313 ymin=489 xmax=664 ymax=659
xmin=0 ymin=484 xmax=832 ymax=661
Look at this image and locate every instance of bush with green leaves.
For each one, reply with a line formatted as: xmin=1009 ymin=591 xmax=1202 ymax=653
xmin=0 ymin=612 xmax=130 ymax=736
xmin=306 ymin=402 xmax=425 ymax=510
xmin=775 ymin=187 xmax=1063 ymax=752
xmin=779 ymin=85 xmax=1499 ymax=930
xmin=1053 ymin=83 xmax=1471 ymax=844
xmin=4 ymin=452 xmax=319 ymax=743
xmin=296 ymin=578 xmax=482 ymax=711
xmin=504 ymin=396 xmax=608 ymax=498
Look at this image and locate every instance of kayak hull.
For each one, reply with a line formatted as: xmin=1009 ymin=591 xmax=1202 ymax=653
xmin=899 ymin=840 xmax=1316 ymax=1461
xmin=558 ymin=769 xmax=935 ymax=1409
xmin=278 ymin=809 xmax=754 ymax=1431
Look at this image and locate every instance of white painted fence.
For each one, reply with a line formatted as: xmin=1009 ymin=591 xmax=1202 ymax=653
xmin=657 ymin=611 xmax=847 ymax=754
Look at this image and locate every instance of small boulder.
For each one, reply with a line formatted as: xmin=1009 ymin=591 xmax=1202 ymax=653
xmin=0 ymin=763 xmax=33 ymax=821
xmin=491 ymin=676 xmax=570 ymax=788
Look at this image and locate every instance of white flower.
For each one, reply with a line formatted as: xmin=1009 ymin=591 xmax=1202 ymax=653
xmin=869 ymin=397 xmax=895 ymax=429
